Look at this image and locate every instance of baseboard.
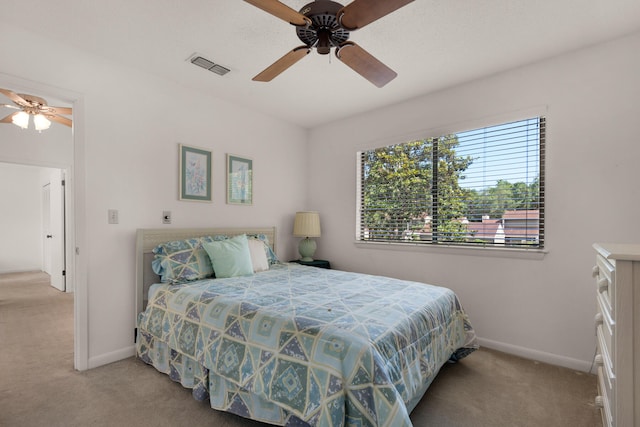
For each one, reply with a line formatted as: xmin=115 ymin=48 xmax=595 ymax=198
xmin=477 ymin=337 xmax=594 ymax=373
xmin=88 ymin=345 xmax=136 ymax=369
xmin=0 ymin=268 xmax=44 ymax=275
xmin=87 ymin=339 xmax=593 ymax=373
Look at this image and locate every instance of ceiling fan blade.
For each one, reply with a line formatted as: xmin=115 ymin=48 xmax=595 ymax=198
xmin=0 ymin=88 xmax=30 ymax=107
xmin=244 ymin=0 xmax=311 ymax=26
xmin=45 ymin=106 xmax=73 ymax=116
xmin=335 ymin=41 xmax=397 ymax=87
xmin=253 ymin=46 xmax=311 ymax=82
xmin=1 ymin=103 xmax=20 ymax=110
xmin=47 ymin=114 xmax=73 ymax=127
xmin=338 ymin=0 xmax=414 ymax=30
xmin=0 ymin=112 xmax=18 ymax=123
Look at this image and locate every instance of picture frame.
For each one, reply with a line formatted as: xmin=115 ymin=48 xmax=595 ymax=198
xmin=179 ymin=144 xmax=212 ymax=202
xmin=226 ymin=154 xmax=253 ymax=205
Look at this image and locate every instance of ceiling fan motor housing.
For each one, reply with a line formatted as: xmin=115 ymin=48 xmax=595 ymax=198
xmin=17 ymin=94 xmax=48 ymax=114
xmin=296 ymin=1 xmax=349 ymax=54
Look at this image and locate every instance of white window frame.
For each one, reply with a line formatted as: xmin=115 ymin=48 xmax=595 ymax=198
xmin=355 ymin=113 xmax=547 ymax=258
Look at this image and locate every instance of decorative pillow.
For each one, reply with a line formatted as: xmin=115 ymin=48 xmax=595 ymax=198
xmin=204 ymin=233 xmax=279 ymax=264
xmin=152 ymin=237 xmax=215 ymax=283
xmin=247 ymin=238 xmax=270 ymax=273
xmin=246 ymin=233 xmax=279 ymax=265
xmin=203 ymin=234 xmax=254 ymax=278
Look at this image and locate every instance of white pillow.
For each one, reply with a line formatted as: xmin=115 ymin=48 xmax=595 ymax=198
xmin=247 ymin=238 xmax=270 ymax=272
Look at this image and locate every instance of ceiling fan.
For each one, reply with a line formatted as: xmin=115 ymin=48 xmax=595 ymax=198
xmin=0 ymin=88 xmax=72 ymax=130
xmin=244 ymin=0 xmax=414 ymax=87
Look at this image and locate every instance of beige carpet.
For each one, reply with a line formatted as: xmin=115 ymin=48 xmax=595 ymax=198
xmin=0 ymin=271 xmax=602 ymax=427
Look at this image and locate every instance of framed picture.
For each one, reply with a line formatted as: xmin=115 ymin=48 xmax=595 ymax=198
xmin=226 ymin=154 xmax=253 ymax=205
xmin=179 ymin=144 xmax=212 ymax=202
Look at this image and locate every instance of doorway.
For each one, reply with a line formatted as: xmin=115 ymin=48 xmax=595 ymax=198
xmin=0 ymin=72 xmax=86 ymax=370
xmin=0 ymin=163 xmax=66 ymax=281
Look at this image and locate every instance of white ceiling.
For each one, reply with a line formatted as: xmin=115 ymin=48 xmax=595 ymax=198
xmin=3 ymin=1 xmax=640 ymax=128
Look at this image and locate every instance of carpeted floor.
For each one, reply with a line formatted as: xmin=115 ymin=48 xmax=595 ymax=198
xmin=0 ymin=271 xmax=602 ymax=426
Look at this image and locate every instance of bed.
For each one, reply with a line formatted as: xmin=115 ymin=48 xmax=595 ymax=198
xmin=135 ymin=227 xmax=478 ymax=427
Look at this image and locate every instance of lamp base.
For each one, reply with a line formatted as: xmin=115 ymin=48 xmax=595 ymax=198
xmin=298 ymin=237 xmax=317 ymax=262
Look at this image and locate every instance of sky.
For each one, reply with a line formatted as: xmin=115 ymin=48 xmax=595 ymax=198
xmin=455 ymin=117 xmax=542 ymax=191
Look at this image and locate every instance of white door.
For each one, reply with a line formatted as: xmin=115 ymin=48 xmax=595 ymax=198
xmin=42 ymin=170 xmax=66 ymax=292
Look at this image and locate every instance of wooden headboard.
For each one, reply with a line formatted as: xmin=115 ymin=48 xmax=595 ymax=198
xmin=135 ymin=227 xmax=277 ymax=315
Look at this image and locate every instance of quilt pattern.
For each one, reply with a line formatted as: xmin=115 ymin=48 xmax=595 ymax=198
xmin=137 ymin=263 xmax=477 ymax=427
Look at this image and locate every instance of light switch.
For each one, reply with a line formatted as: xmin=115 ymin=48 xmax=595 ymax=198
xmin=163 ymin=211 xmax=172 ymax=224
xmin=108 ymin=209 xmax=119 ymax=224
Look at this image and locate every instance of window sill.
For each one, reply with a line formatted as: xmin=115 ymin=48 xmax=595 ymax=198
xmin=354 ymin=240 xmax=547 ymax=260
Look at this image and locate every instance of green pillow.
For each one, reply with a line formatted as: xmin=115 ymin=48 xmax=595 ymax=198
xmin=203 ymin=234 xmax=254 ymax=278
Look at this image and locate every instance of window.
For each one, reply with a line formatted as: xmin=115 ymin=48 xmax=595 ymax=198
xmin=357 ymin=117 xmax=545 ymax=249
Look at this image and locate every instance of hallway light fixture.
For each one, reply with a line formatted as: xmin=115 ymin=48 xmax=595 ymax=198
xmin=11 ymin=111 xmax=52 ymax=132
xmin=1 ymin=87 xmax=72 ymax=131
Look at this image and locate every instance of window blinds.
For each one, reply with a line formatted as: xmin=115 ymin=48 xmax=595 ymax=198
xmin=358 ymin=117 xmax=545 ymax=249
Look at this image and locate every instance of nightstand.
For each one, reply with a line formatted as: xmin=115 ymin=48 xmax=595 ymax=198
xmin=290 ymin=259 xmax=331 ymax=269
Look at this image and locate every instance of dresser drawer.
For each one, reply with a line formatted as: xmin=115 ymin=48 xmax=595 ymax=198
xmin=595 ymin=295 xmax=615 ymax=364
xmin=595 ymin=324 xmax=615 ymax=388
xmin=594 ymin=255 xmax=615 ymax=316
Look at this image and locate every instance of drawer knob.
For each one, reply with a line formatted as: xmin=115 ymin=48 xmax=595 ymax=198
xmin=594 ymin=354 xmax=604 ymax=366
xmin=597 ymin=278 xmax=608 ymax=293
xmin=595 ymin=396 xmax=604 ymax=408
xmin=594 ymin=312 xmax=603 ymax=327
xmin=592 ymin=266 xmax=599 ymax=278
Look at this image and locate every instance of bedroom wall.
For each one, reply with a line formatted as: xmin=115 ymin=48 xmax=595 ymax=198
xmin=307 ymin=31 xmax=640 ymax=371
xmin=0 ymin=23 xmax=308 ymax=368
xmin=0 ymin=163 xmax=46 ymax=273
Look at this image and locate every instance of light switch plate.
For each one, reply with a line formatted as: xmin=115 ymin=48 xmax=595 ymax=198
xmin=108 ymin=209 xmax=119 ymax=224
xmin=163 ymin=211 xmax=171 ymax=224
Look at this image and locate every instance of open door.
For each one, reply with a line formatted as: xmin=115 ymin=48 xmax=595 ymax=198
xmin=42 ymin=169 xmax=66 ymax=292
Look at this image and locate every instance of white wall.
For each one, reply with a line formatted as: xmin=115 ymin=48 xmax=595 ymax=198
xmin=0 ymin=23 xmax=308 ymax=368
xmin=0 ymin=163 xmax=45 ymax=273
xmin=307 ymin=32 xmax=640 ymax=371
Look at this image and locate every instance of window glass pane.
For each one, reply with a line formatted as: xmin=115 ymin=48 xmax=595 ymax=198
xmin=358 ymin=117 xmax=545 ymax=249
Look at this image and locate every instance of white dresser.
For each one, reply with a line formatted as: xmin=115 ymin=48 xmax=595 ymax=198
xmin=592 ymin=243 xmax=640 ymax=427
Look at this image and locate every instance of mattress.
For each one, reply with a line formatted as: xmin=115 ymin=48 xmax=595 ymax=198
xmin=136 ymin=262 xmax=477 ymax=426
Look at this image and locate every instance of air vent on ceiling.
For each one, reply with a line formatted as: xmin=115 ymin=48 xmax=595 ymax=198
xmin=190 ymin=55 xmax=230 ymax=76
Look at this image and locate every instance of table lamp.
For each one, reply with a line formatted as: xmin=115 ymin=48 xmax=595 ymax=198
xmin=293 ymin=211 xmax=321 ymax=261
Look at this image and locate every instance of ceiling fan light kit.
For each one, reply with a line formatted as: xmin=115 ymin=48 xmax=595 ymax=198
xmin=0 ymin=88 xmax=72 ymax=131
xmin=33 ymin=113 xmax=52 ymax=131
xmin=245 ymin=0 xmax=414 ymax=87
xmin=11 ymin=111 xmax=30 ymax=129
xmin=10 ymin=109 xmax=51 ymax=131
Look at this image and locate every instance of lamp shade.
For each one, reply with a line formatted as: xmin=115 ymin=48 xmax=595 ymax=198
xmin=33 ymin=114 xmax=51 ymax=131
xmin=12 ymin=111 xmax=29 ymax=129
xmin=293 ymin=211 xmax=321 ymax=237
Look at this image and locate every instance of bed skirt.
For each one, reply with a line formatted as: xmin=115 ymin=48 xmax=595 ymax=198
xmin=138 ymin=329 xmax=312 ymax=426
xmin=137 ymin=328 xmax=474 ymax=426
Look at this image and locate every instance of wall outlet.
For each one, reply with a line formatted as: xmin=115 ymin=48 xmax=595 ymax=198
xmin=163 ymin=211 xmax=171 ymax=224
xmin=108 ymin=209 xmax=119 ymax=224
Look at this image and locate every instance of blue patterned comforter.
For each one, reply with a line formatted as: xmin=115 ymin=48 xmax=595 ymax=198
xmin=137 ymin=263 xmax=477 ymax=427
